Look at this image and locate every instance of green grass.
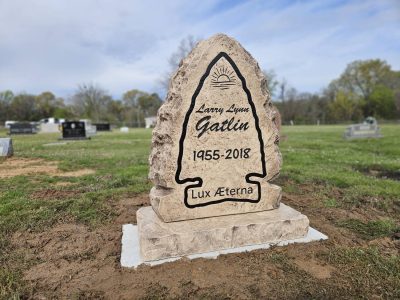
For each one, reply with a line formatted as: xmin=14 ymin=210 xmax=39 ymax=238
xmin=0 ymin=130 xmax=152 ymax=232
xmin=280 ymin=124 xmax=400 ymax=206
xmin=337 ymin=218 xmax=399 ymax=239
xmin=0 ymin=124 xmax=399 ymax=298
xmin=1 ymin=125 xmax=399 ymax=233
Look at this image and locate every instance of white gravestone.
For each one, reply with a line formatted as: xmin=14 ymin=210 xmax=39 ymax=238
xmin=0 ymin=138 xmax=13 ymax=157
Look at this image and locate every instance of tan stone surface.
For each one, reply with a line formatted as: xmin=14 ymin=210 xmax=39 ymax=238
xmin=149 ymin=34 xmax=281 ymax=222
xmin=137 ymin=204 xmax=309 ymax=262
xmin=272 ymin=105 xmax=282 ymax=133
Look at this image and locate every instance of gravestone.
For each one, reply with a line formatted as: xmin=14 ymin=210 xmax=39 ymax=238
xmin=0 ymin=138 xmax=13 ymax=157
xmin=343 ymin=117 xmax=382 ymax=139
xmin=9 ymin=123 xmax=37 ymax=135
xmin=134 ymin=34 xmax=310 ymax=262
xmin=61 ymin=121 xmax=88 ymax=140
xmin=94 ymin=123 xmax=111 ymax=131
xmin=40 ymin=123 xmax=60 ymax=133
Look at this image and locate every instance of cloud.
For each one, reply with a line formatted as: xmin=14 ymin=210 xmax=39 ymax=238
xmin=0 ymin=0 xmax=399 ymax=98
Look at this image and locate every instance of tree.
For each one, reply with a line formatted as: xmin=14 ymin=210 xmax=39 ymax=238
xmin=122 ymin=89 xmax=162 ymax=127
xmin=328 ymin=91 xmax=362 ymax=121
xmin=370 ymin=85 xmax=396 ymax=118
xmin=10 ymin=94 xmax=37 ymax=121
xmin=71 ymin=83 xmax=112 ymax=122
xmin=35 ymin=91 xmax=65 ymax=118
xmin=159 ymin=35 xmax=201 ymax=91
xmin=122 ymin=89 xmax=147 ymax=107
xmin=0 ymin=90 xmax=14 ymax=122
xmin=263 ymin=69 xmax=279 ymax=99
xmin=137 ymin=93 xmax=162 ymax=117
xmin=335 ymin=59 xmax=395 ymax=117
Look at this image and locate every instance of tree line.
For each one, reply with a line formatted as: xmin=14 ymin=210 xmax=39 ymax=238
xmin=268 ymin=59 xmax=400 ymax=124
xmin=1 ymin=55 xmax=399 ymax=126
xmin=0 ymin=85 xmax=162 ymax=127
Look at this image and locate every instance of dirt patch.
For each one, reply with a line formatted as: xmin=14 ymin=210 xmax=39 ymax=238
xmin=0 ymin=157 xmax=95 ymax=178
xmin=355 ymin=165 xmax=400 ymax=181
xmin=294 ymin=258 xmax=335 ymax=279
xmin=109 ymin=195 xmax=150 ymax=224
xmin=58 ymin=169 xmax=95 ymax=177
xmin=8 ymin=186 xmax=400 ymax=299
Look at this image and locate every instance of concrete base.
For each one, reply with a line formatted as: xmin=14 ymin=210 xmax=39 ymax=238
xmin=121 ymin=224 xmax=327 ymax=268
xmin=122 ymin=204 xmax=322 ymax=266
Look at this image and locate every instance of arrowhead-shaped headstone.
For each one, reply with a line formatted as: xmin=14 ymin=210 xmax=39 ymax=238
xmin=149 ymin=34 xmax=281 ymax=222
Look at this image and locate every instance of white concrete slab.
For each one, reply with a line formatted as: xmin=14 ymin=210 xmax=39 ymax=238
xmin=121 ymin=224 xmax=328 ymax=268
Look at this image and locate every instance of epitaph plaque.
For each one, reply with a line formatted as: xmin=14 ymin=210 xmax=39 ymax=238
xmin=134 ymin=34 xmax=309 ymax=262
xmin=149 ymin=34 xmax=282 ymax=222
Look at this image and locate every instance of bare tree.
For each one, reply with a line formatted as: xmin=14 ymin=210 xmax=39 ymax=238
xmin=279 ymin=78 xmax=288 ymax=103
xmin=159 ymin=35 xmax=201 ymax=92
xmin=262 ymin=69 xmax=279 ymax=99
xmin=71 ymin=83 xmax=112 ymax=122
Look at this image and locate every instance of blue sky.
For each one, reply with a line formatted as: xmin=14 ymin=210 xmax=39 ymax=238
xmin=0 ymin=0 xmax=399 ymax=99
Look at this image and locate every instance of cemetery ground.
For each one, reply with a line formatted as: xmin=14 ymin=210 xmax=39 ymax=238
xmin=0 ymin=125 xmax=399 ymax=299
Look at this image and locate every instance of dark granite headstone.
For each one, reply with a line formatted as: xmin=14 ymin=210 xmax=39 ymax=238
xmin=61 ymin=121 xmax=88 ymax=140
xmin=94 ymin=123 xmax=111 ymax=131
xmin=0 ymin=138 xmax=13 ymax=157
xmin=9 ymin=123 xmax=37 ymax=135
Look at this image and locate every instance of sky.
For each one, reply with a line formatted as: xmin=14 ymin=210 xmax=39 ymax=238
xmin=0 ymin=0 xmax=399 ymax=99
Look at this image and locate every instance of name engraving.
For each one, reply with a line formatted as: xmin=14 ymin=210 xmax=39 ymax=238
xmin=175 ymin=52 xmax=266 ymax=208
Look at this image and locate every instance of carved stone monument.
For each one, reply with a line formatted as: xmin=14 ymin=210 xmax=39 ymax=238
xmin=136 ymin=34 xmax=310 ymax=262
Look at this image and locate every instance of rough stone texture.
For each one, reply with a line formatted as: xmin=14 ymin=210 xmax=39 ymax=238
xmin=272 ymin=105 xmax=282 ymax=133
xmin=149 ymin=34 xmax=281 ymax=222
xmin=0 ymin=138 xmax=13 ymax=157
xmin=137 ymin=204 xmax=309 ymax=262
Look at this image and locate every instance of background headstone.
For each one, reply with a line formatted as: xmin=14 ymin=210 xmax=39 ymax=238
xmin=0 ymin=138 xmax=13 ymax=157
xmin=61 ymin=121 xmax=87 ymax=140
xmin=344 ymin=117 xmax=382 ymax=139
xmin=9 ymin=123 xmax=37 ymax=135
xmin=40 ymin=123 xmax=60 ymax=133
xmin=94 ymin=123 xmax=111 ymax=131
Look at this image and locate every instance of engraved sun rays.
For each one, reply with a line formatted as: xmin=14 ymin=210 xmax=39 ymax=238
xmin=210 ymin=65 xmax=237 ymax=90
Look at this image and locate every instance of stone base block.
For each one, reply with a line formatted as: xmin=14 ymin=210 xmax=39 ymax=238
xmin=137 ymin=204 xmax=309 ymax=262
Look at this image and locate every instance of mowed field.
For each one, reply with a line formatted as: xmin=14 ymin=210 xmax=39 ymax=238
xmin=1 ymin=125 xmax=399 ymax=299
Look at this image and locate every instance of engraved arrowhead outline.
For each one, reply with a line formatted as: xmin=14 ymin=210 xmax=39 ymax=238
xmin=175 ymin=52 xmax=267 ymax=208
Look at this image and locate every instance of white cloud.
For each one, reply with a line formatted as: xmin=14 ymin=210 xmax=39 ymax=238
xmin=0 ymin=0 xmax=399 ymax=98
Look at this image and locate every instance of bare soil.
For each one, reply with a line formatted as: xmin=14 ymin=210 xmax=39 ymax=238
xmin=9 ymin=188 xmax=400 ymax=299
xmin=355 ymin=165 xmax=400 ymax=181
xmin=0 ymin=158 xmax=95 ymax=178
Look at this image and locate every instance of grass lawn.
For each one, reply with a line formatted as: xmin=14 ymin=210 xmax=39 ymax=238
xmin=0 ymin=125 xmax=399 ymax=299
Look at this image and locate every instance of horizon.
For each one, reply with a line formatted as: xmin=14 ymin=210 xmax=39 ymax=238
xmin=0 ymin=0 xmax=399 ymax=99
